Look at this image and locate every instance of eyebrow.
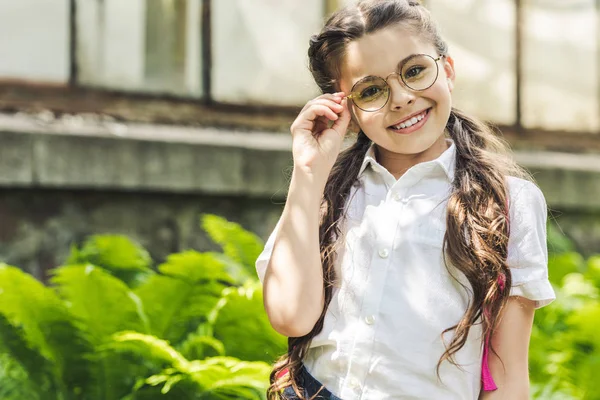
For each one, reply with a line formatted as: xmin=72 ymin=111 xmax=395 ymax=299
xmin=351 ymin=53 xmax=418 ymax=86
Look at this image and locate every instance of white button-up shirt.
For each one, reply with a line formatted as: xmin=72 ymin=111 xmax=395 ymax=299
xmin=256 ymin=139 xmax=555 ymax=399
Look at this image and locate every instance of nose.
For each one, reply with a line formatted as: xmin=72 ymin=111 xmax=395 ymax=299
xmin=387 ymin=75 xmax=416 ymax=110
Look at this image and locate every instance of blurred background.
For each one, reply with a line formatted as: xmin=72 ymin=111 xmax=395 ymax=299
xmin=0 ymin=0 xmax=599 ymax=399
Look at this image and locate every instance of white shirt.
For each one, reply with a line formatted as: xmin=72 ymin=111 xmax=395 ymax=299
xmin=255 ymin=139 xmax=555 ymax=400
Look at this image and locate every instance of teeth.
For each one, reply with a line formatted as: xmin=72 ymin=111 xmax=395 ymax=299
xmin=391 ymin=109 xmax=427 ymax=130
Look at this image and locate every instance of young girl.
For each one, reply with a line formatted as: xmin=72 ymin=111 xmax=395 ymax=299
xmin=255 ymin=1 xmax=555 ymax=399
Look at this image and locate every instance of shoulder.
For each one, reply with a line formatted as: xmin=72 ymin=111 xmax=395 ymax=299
xmin=504 ymin=177 xmax=547 ymax=245
xmin=505 ymin=176 xmax=546 ymax=212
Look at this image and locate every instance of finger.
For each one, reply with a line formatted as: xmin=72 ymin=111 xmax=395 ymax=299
xmin=310 ymin=98 xmax=344 ymax=113
xmin=330 ymin=98 xmax=351 ymax=136
xmin=320 ymin=92 xmax=345 ymax=101
xmin=299 ymin=93 xmax=345 ymax=114
xmin=311 ymin=93 xmax=345 ymax=106
xmin=303 ymin=104 xmax=339 ymax=122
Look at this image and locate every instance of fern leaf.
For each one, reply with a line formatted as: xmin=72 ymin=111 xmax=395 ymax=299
xmin=211 ymin=281 xmax=287 ymax=363
xmin=158 ymin=251 xmax=233 ymax=285
xmin=135 ymin=252 xmax=231 ymax=342
xmin=50 ymin=264 xmax=149 ymax=344
xmin=177 ymin=328 xmax=226 ymax=360
xmin=66 ymin=235 xmax=153 ymax=286
xmin=0 ymin=264 xmax=96 ymax=398
xmin=0 ymin=354 xmax=44 ymax=400
xmin=0 ymin=316 xmax=52 ymax=398
xmin=110 ymin=334 xmax=270 ymax=398
xmin=110 ymin=331 xmax=190 ymax=369
xmin=200 ymin=215 xmax=264 ymax=279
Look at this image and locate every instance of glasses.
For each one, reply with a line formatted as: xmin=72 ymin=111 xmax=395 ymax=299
xmin=346 ymin=54 xmax=444 ymax=112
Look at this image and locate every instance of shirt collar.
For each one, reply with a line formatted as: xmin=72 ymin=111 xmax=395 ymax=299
xmin=358 ymin=138 xmax=456 ymax=181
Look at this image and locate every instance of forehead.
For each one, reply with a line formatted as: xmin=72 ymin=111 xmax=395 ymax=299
xmin=340 ymin=24 xmax=435 ymax=90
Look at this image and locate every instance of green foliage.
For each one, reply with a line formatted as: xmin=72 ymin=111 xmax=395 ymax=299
xmin=0 ymin=215 xmax=287 ymax=399
xmin=530 ymin=225 xmax=600 ymax=400
xmin=201 ymin=215 xmax=264 ymax=284
xmin=211 ymin=281 xmax=287 ymax=364
xmin=67 ymin=234 xmax=153 ymax=287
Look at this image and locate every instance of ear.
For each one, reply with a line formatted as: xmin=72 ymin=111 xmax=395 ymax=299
xmin=443 ymin=55 xmax=456 ymax=93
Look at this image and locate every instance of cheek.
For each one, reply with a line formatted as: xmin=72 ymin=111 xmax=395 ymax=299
xmin=355 ymin=109 xmax=386 ymax=129
xmin=427 ymin=81 xmax=452 ymax=106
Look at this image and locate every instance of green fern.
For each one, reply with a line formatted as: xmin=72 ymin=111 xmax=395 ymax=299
xmin=0 ymin=316 xmax=52 ymax=399
xmin=201 ymin=215 xmax=264 ymax=283
xmin=178 ymin=330 xmax=226 ymax=360
xmin=211 ymin=281 xmax=286 ymax=363
xmin=0 ymin=264 xmax=97 ymax=399
xmin=67 ymin=235 xmax=153 ymax=287
xmin=0 ymin=353 xmax=44 ymax=400
xmin=159 ymin=251 xmax=233 ymax=285
xmin=51 ymin=264 xmax=150 ymax=344
xmin=0 ymin=215 xmax=282 ymax=399
xmin=134 ymin=251 xmax=231 ymax=343
xmin=110 ymin=332 xmax=270 ymax=399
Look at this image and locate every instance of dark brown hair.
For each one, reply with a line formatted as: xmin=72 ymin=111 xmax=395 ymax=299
xmin=267 ymin=1 xmax=530 ymax=398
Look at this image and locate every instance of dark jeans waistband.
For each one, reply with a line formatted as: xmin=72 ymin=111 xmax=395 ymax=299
xmin=282 ymin=364 xmax=341 ymax=400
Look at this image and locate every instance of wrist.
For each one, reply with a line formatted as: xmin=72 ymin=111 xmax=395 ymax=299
xmin=291 ymin=166 xmax=329 ymax=193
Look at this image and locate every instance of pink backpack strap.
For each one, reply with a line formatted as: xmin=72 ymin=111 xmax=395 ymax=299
xmin=481 ymin=336 xmax=498 ymax=391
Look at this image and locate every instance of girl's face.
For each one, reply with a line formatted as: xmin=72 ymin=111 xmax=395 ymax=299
xmin=339 ymin=24 xmax=456 ymax=159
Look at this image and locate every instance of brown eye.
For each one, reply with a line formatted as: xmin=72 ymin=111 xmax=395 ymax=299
xmin=404 ymin=65 xmax=425 ymax=79
xmin=360 ymin=86 xmax=383 ymax=99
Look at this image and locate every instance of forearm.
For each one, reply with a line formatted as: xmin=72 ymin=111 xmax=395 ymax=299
xmin=479 ymin=384 xmax=529 ymax=400
xmin=480 ymin=296 xmax=535 ymax=400
xmin=263 ymin=169 xmax=327 ymax=337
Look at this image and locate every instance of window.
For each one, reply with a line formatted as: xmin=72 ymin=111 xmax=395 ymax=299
xmin=522 ymin=0 xmax=599 ymax=132
xmin=428 ymin=0 xmax=518 ymax=125
xmin=76 ymin=0 xmax=203 ymax=97
xmin=0 ymin=0 xmax=70 ymax=83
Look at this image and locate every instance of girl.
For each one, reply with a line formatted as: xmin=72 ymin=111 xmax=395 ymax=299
xmin=256 ymin=0 xmax=555 ymax=399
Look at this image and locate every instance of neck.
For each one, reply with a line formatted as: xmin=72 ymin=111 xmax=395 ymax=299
xmin=375 ymin=135 xmax=450 ymax=179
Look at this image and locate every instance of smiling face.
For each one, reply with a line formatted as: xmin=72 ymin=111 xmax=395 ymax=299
xmin=339 ymin=23 xmax=456 ymax=168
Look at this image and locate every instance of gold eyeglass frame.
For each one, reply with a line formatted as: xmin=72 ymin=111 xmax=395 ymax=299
xmin=345 ymin=54 xmax=445 ymax=112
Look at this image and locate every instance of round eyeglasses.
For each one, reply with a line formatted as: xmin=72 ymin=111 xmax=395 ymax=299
xmin=345 ymin=54 xmax=444 ymax=112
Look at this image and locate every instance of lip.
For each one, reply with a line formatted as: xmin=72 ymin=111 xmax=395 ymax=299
xmin=388 ymin=108 xmax=432 ymax=128
xmin=387 ymin=108 xmax=431 ymax=135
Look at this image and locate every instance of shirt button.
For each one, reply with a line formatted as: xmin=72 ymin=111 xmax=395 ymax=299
xmin=349 ymin=378 xmax=361 ymax=389
xmin=364 ymin=315 xmax=375 ymax=325
xmin=393 ymin=192 xmax=402 ymax=202
xmin=378 ymin=248 xmax=389 ymax=258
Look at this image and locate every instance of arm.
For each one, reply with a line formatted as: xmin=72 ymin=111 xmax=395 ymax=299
xmin=263 ymin=170 xmax=327 ymax=338
xmin=479 ymin=296 xmax=536 ymax=400
xmin=262 ymin=93 xmax=351 ymax=338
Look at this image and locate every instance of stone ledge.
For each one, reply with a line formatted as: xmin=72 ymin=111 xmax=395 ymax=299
xmin=0 ymin=112 xmax=293 ymax=197
xmin=1 ymin=112 xmax=599 ymax=209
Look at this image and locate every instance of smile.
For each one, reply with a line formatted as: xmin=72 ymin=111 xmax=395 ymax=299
xmin=387 ymin=108 xmax=432 ymax=135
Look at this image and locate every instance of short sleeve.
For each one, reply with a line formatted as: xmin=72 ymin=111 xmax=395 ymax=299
xmin=255 ymin=218 xmax=281 ymax=284
xmin=506 ymin=177 xmax=556 ymax=309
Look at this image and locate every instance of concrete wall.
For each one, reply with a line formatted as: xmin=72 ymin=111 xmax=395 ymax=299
xmin=0 ymin=112 xmax=599 ymax=280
